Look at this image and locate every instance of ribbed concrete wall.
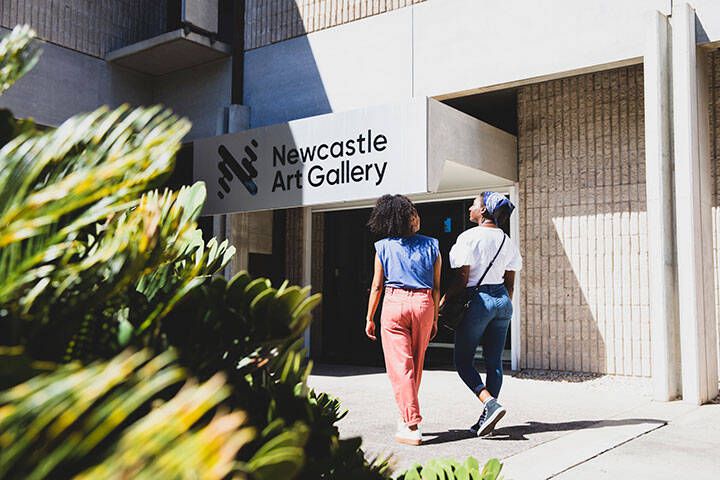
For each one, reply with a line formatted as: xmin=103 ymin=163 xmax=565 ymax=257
xmin=0 ymin=0 xmax=166 ymax=58
xmin=285 ymin=208 xmax=306 ymax=286
xmin=310 ymin=212 xmax=325 ymax=356
xmin=709 ymin=50 xmax=720 ymax=372
xmin=244 ymin=0 xmax=425 ymax=50
xmin=518 ymin=65 xmax=651 ymax=377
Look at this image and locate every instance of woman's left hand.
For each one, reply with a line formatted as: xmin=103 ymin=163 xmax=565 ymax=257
xmin=365 ymin=319 xmax=376 ymax=340
xmin=430 ymin=321 xmax=438 ymax=340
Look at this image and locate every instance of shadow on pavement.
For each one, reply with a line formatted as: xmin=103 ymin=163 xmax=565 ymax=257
xmin=420 ymin=429 xmax=477 ymax=445
xmin=311 ymin=364 xmax=386 ymax=377
xmin=422 ymin=418 xmax=666 ymax=445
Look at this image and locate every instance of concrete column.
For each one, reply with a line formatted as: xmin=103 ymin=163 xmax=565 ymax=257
xmin=225 ymin=105 xmax=252 ymax=276
xmin=644 ymin=11 xmax=681 ymax=401
xmin=227 ymin=211 xmax=250 ymax=276
xmin=213 ymin=106 xmax=229 ymax=275
xmin=281 ymin=207 xmax=314 ymax=355
xmin=671 ymin=2 xmax=719 ymax=404
xmin=509 ymin=185 xmax=522 ymax=371
xmin=211 ymin=104 xmax=254 ymax=277
xmin=302 ymin=207 xmax=312 ymax=352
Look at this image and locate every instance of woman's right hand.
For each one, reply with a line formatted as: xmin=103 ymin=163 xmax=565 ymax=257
xmin=365 ymin=319 xmax=376 ymax=340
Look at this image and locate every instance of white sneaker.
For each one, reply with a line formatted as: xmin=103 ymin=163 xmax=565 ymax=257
xmin=395 ymin=423 xmax=422 ymax=445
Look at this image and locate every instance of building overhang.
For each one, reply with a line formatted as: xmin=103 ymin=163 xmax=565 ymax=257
xmin=106 ymin=29 xmax=231 ymax=76
xmin=193 ymin=98 xmax=517 ymax=215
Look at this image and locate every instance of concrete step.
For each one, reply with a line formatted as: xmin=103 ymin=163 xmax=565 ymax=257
xmin=500 ymin=401 xmax=697 ymax=480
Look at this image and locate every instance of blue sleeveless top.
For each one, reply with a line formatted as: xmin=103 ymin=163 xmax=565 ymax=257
xmin=374 ymin=234 xmax=439 ymax=290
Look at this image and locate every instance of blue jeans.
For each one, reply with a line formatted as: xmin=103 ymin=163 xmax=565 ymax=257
xmin=453 ymin=284 xmax=513 ymax=398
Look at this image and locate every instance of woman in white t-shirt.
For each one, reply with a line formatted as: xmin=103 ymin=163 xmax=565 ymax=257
xmin=442 ymin=192 xmax=522 ymax=437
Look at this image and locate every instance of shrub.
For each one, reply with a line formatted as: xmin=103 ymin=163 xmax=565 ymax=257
xmin=0 ymin=25 xmax=498 ymax=480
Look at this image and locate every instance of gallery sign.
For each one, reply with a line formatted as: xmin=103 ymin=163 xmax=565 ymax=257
xmin=194 ymin=99 xmax=428 ymax=214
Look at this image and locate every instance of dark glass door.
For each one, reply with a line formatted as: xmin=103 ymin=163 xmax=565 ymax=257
xmin=319 ymin=198 xmax=512 ymax=366
xmin=321 ymin=207 xmax=383 ymax=365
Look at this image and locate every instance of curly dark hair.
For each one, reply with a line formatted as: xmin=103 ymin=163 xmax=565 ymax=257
xmin=367 ymin=194 xmax=417 ymax=238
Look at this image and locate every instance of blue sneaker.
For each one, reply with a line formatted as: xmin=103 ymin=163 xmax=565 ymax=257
xmin=476 ymin=398 xmax=506 ymax=437
xmin=469 ymin=408 xmax=487 ymax=435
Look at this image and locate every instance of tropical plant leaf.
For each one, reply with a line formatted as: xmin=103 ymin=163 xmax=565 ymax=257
xmin=0 ymin=104 xmax=191 ymax=316
xmin=0 ymin=25 xmax=40 ymax=95
xmin=0 ymin=349 xmax=252 ymax=479
xmin=479 ymin=458 xmax=503 ymax=480
xmin=395 ymin=457 xmax=503 ymax=480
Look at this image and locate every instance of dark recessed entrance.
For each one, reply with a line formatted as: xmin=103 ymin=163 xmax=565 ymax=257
xmin=318 ymin=198 xmax=512 ymax=368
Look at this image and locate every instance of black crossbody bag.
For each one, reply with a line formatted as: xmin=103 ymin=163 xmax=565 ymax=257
xmin=439 ymin=234 xmax=506 ymax=331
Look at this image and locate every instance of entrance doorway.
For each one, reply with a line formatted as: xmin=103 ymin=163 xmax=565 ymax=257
xmin=319 ymin=197 xmax=512 ymax=367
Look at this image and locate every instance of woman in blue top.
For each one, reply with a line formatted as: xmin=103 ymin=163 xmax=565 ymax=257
xmin=365 ymin=194 xmax=441 ymax=446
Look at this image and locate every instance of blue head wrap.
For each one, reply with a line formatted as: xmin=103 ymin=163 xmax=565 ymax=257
xmin=482 ymin=191 xmax=515 ymax=221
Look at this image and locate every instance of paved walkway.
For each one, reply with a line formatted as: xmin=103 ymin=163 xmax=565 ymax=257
xmin=308 ymin=364 xmax=720 ymax=479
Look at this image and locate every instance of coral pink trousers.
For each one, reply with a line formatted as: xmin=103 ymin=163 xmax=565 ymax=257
xmin=380 ymin=287 xmax=435 ymax=427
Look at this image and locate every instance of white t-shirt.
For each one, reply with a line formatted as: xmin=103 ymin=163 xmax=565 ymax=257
xmin=449 ymin=227 xmax=522 ymax=287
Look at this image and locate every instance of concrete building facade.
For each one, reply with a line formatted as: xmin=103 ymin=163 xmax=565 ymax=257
xmin=2 ymin=0 xmax=719 ymax=404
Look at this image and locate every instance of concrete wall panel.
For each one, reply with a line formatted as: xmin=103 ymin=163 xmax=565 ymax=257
xmin=693 ymin=1 xmax=720 ymax=44
xmin=153 ymin=58 xmax=232 ymax=141
xmin=244 ymin=8 xmax=412 ymax=128
xmin=414 ymin=0 xmax=669 ymax=98
xmin=0 ymin=27 xmax=152 ymax=127
xmin=0 ymin=26 xmax=230 ymax=149
xmin=246 ymin=0 xmax=675 ymax=125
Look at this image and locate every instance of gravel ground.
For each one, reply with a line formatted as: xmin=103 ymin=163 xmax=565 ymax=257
xmin=512 ymin=369 xmax=653 ymax=395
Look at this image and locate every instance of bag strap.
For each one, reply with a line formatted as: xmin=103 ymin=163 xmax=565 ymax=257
xmin=467 ymin=234 xmax=506 ymax=298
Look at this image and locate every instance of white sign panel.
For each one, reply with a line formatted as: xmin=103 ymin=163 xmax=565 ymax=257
xmin=194 ymin=99 xmax=428 ymax=214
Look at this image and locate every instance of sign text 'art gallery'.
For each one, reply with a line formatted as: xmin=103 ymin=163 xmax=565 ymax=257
xmin=270 ymin=129 xmax=388 ymax=192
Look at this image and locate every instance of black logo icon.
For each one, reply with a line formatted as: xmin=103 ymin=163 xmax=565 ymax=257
xmin=216 ymin=139 xmax=259 ymax=198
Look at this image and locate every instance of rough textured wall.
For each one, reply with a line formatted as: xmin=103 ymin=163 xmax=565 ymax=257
xmin=244 ymin=0 xmax=425 ymax=50
xmin=285 ymin=208 xmax=306 ymax=286
xmin=517 ymin=64 xmax=651 ymax=377
xmin=310 ymin=212 xmax=324 ymax=357
xmin=282 ymin=209 xmax=323 ymax=356
xmin=709 ymin=50 xmax=720 ymax=372
xmin=0 ymin=0 xmax=166 ymax=58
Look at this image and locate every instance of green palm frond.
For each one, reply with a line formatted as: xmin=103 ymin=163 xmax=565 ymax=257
xmin=0 ymin=349 xmax=253 ymax=480
xmin=132 ymin=182 xmax=235 ymax=331
xmin=161 ymin=270 xmax=321 ymax=380
xmin=0 ymin=25 xmax=40 ymax=95
xmin=245 ymin=421 xmax=309 ymax=480
xmin=395 ymin=457 xmax=504 ymax=480
xmin=58 ymin=182 xmax=234 ymax=362
xmin=0 ymin=104 xmax=190 ymax=307
xmin=0 ymin=102 xmax=207 ymax=362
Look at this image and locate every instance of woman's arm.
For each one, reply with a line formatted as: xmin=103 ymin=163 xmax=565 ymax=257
xmin=431 ymin=255 xmax=442 ymax=339
xmin=440 ymin=265 xmax=469 ymax=307
xmin=365 ymin=254 xmax=384 ymax=340
xmin=504 ymin=270 xmax=516 ymax=301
